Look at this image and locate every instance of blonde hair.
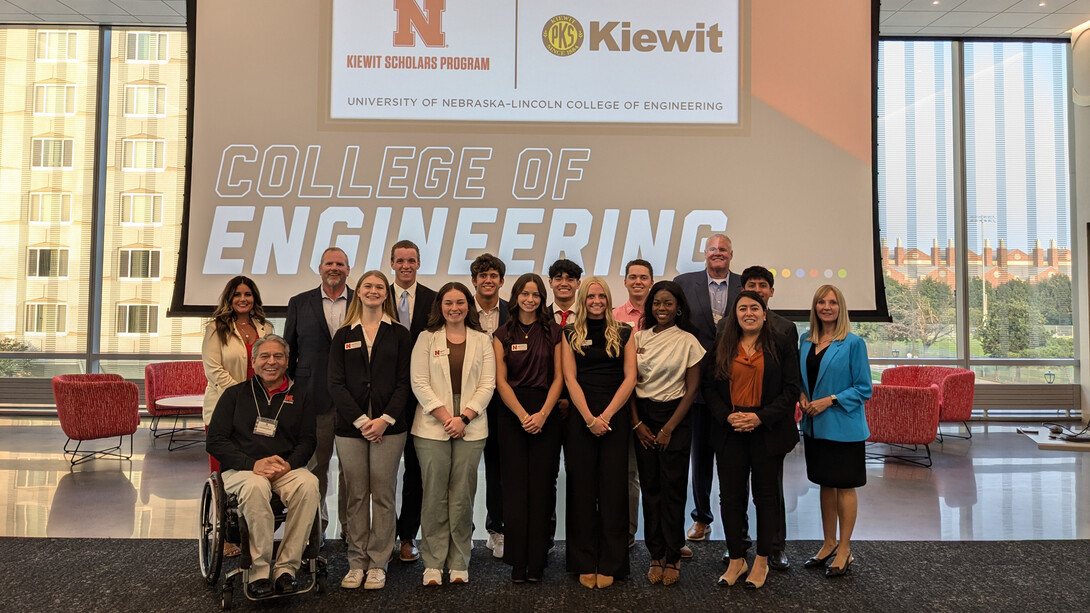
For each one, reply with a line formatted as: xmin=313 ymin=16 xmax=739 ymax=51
xmin=567 ymin=277 xmax=623 ymax=357
xmin=342 ymin=270 xmax=398 ymax=327
xmin=807 ymin=284 xmax=851 ymax=343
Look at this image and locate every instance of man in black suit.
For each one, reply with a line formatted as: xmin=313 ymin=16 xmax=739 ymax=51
xmin=716 ymin=265 xmax=798 ymax=570
xmin=672 ymin=234 xmax=742 ymax=545
xmin=284 ymin=246 xmax=352 ymax=541
xmin=389 ymin=239 xmax=437 ymax=563
xmin=470 ymin=253 xmax=510 ymax=558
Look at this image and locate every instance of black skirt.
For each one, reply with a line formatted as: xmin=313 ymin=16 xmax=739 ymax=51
xmin=803 ymin=435 xmax=866 ymax=488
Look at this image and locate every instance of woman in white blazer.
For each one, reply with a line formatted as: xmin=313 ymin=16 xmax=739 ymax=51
xmin=201 ymin=275 xmax=274 ymax=425
xmin=410 ymin=282 xmax=496 ymax=587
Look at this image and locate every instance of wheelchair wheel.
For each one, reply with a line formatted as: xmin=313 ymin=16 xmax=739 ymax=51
xmin=199 ymin=474 xmax=227 ymax=584
xmin=220 ymin=583 xmax=233 ymax=610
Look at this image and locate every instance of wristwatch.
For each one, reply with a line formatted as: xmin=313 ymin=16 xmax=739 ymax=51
xmin=460 ymin=414 xmax=472 ymax=425
xmin=830 ymin=394 xmax=839 ymax=406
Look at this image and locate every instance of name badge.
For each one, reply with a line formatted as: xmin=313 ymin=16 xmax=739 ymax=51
xmin=636 ymin=347 xmax=646 ymax=354
xmin=511 ymin=343 xmax=528 ymax=352
xmin=433 ymin=348 xmax=450 ymax=357
xmin=582 ymin=339 xmax=594 ymax=347
xmin=345 ymin=341 xmax=362 ymax=350
xmin=253 ymin=416 xmax=278 ymax=437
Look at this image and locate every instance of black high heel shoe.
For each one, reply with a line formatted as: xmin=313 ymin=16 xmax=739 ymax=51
xmin=803 ymin=547 xmax=838 ymax=568
xmin=825 ymin=554 xmax=854 ymax=577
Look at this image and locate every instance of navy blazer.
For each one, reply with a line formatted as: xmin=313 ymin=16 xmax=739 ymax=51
xmin=674 ymin=269 xmax=743 ymax=351
xmin=284 ymin=285 xmax=354 ymax=415
xmin=798 ymin=332 xmax=872 ymax=442
xmin=701 ymin=329 xmax=801 ymax=457
xmin=328 ymin=321 xmax=413 ymax=437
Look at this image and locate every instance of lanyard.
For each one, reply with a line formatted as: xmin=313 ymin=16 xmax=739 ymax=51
xmin=250 ymin=378 xmax=292 ymax=422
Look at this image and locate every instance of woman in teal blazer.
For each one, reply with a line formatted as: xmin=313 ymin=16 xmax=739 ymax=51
xmin=798 ymin=285 xmax=872 ymax=579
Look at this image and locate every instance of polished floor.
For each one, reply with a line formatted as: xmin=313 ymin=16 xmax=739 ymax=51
xmin=2 ymin=417 xmax=1088 ymax=542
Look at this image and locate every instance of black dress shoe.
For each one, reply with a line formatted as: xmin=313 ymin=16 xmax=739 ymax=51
xmin=512 ymin=567 xmax=527 ymax=583
xmin=803 ymin=547 xmax=838 ymax=568
xmin=769 ymin=550 xmax=790 ymax=571
xmin=248 ymin=579 xmax=274 ymax=598
xmin=825 ymin=555 xmax=853 ymax=577
xmin=275 ymin=572 xmax=299 ymax=594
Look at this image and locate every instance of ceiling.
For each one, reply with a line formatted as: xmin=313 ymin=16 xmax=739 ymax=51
xmin=0 ymin=0 xmax=1089 ymax=38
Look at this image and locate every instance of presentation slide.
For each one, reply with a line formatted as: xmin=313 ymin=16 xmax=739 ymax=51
xmin=179 ymin=0 xmax=884 ymax=317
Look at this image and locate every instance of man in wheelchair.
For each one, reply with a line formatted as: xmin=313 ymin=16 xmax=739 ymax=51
xmin=207 ymin=334 xmax=320 ymax=598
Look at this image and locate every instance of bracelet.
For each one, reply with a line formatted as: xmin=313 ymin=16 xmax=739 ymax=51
xmin=632 ymin=421 xmax=643 ymax=431
xmin=586 ymin=417 xmax=597 ymax=428
xmin=521 ymin=413 xmax=531 ymax=423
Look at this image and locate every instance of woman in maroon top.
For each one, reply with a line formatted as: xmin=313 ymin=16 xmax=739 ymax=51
xmin=493 ymin=273 xmax=565 ymax=583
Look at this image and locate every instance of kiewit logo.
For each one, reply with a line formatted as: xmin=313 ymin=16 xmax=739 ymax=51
xmin=393 ymin=0 xmax=446 ymax=47
xmin=590 ymin=21 xmax=724 ymax=52
xmin=542 ymin=15 xmax=583 ymax=57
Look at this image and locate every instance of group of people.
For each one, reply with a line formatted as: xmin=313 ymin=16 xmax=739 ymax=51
xmin=202 ymin=233 xmax=874 ymax=596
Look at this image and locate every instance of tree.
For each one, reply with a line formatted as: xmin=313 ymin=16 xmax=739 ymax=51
xmin=1033 ymin=274 xmax=1072 ymax=326
xmin=979 ymin=279 xmax=1049 ymax=357
xmin=881 ymin=276 xmax=955 ymax=350
xmin=0 ymin=337 xmax=34 ymax=377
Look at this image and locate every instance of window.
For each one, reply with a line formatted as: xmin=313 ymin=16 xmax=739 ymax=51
xmin=119 ymin=249 xmax=161 ymax=279
xmin=26 ymin=248 xmax=70 ymax=278
xmin=124 ymin=85 xmax=167 ymax=117
xmin=36 ymin=31 xmax=78 ymax=62
xmin=31 ymin=138 xmax=74 ymax=169
xmin=25 ymin=304 xmax=67 ymax=334
xmin=126 ymin=32 xmax=169 ymax=63
xmin=122 ymin=138 xmax=166 ymax=171
xmin=33 ymin=84 xmax=77 ymax=116
xmin=29 ymin=192 xmax=73 ymax=224
xmin=117 ymin=304 xmax=158 ymax=334
xmin=120 ymin=193 xmax=163 ymax=225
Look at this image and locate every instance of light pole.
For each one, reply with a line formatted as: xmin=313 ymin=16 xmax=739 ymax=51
xmin=969 ymin=215 xmax=996 ymax=321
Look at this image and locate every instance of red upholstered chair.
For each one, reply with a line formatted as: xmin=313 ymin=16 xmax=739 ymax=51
xmin=864 ymin=383 xmax=941 ymax=467
xmin=52 ymin=374 xmax=141 ymax=466
xmin=880 ymin=366 xmax=976 ymax=440
xmin=144 ymin=361 xmax=206 ymax=450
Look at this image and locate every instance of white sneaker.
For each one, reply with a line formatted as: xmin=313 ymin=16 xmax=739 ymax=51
xmin=487 ymin=533 xmax=504 ymax=559
xmin=341 ymin=568 xmax=364 ymax=589
xmin=422 ymin=568 xmax=443 ymax=586
xmin=364 ymin=568 xmax=386 ymax=590
xmin=449 ymin=569 xmax=469 ymax=584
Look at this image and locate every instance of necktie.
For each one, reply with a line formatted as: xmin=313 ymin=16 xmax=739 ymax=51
xmin=399 ymin=290 xmax=411 ymax=329
xmin=560 ymin=310 xmax=570 ymax=327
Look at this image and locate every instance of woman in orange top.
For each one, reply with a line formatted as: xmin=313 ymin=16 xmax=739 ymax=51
xmin=702 ymin=290 xmax=800 ymax=590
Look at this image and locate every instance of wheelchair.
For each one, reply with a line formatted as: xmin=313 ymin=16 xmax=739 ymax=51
xmin=198 ymin=471 xmax=328 ymax=610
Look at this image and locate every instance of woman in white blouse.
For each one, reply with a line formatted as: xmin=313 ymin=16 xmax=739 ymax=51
xmin=630 ymin=281 xmax=704 ymax=586
xmin=410 ymin=282 xmax=496 ymax=587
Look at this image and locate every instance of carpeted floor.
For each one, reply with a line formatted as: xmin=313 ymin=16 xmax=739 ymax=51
xmin=4 ymin=537 xmax=1087 ymax=612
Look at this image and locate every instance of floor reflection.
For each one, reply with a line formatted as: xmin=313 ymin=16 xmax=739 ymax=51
xmin=0 ymin=418 xmax=1087 ymax=542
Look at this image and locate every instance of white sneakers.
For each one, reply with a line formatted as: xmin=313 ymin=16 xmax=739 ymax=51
xmin=341 ymin=568 xmax=364 ymax=589
xmin=364 ymin=569 xmax=386 ymax=590
xmin=486 ymin=532 xmax=505 ymax=559
xmin=422 ymin=568 xmax=443 ymax=586
xmin=448 ymin=569 xmax=469 ymax=584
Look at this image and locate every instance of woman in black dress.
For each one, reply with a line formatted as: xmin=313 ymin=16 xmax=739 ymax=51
xmin=561 ymin=276 xmax=637 ymax=589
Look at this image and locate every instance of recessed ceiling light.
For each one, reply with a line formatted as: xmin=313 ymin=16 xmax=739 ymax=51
xmin=932 ymin=0 xmax=940 ymax=4
xmin=1039 ymin=2 xmax=1046 ymax=6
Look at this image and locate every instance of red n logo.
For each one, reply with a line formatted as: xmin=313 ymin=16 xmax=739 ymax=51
xmin=393 ymin=0 xmax=446 ymax=47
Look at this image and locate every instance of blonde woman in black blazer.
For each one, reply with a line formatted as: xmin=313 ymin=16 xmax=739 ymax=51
xmin=328 ymin=270 xmax=412 ymax=591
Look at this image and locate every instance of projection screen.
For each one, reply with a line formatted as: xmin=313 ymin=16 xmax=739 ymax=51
xmin=177 ymin=0 xmax=885 ymax=317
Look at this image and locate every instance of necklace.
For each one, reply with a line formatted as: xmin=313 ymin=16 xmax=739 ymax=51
xmin=517 ymin=321 xmax=534 ymax=339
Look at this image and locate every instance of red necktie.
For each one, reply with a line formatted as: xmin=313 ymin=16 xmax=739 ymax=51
xmin=560 ymin=311 xmax=570 ymax=327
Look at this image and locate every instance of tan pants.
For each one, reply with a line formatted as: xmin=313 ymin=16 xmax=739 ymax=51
xmin=223 ymin=467 xmax=319 ymax=580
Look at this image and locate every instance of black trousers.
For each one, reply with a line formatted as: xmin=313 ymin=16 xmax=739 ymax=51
xmin=565 ymin=391 xmax=630 ymax=578
xmin=689 ymin=401 xmax=716 ymax=524
xmin=498 ymin=387 xmax=562 ymax=575
xmin=396 ymin=408 xmax=423 ymax=542
xmin=633 ymin=398 xmax=691 ymax=564
xmin=484 ymin=395 xmax=504 ymax=534
xmin=715 ymin=425 xmax=786 ymax=559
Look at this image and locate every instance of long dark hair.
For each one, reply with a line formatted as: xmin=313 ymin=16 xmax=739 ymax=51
xmin=425 ymin=282 xmax=484 ymax=333
xmin=639 ymin=280 xmax=698 ymax=336
xmin=714 ymin=290 xmax=778 ymax=380
xmin=502 ymin=273 xmax=552 ymax=343
xmin=211 ymin=275 xmax=268 ymax=345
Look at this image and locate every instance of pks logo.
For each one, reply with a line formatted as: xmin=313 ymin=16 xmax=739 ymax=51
xmin=542 ymin=15 xmax=584 ymax=57
xmin=393 ymin=0 xmax=446 ymax=47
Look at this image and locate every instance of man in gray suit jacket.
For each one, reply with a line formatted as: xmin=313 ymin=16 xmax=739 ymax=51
xmin=715 ymin=265 xmax=798 ymax=570
xmin=284 ymin=247 xmax=353 ymax=539
xmin=672 ymin=234 xmax=741 ymax=544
